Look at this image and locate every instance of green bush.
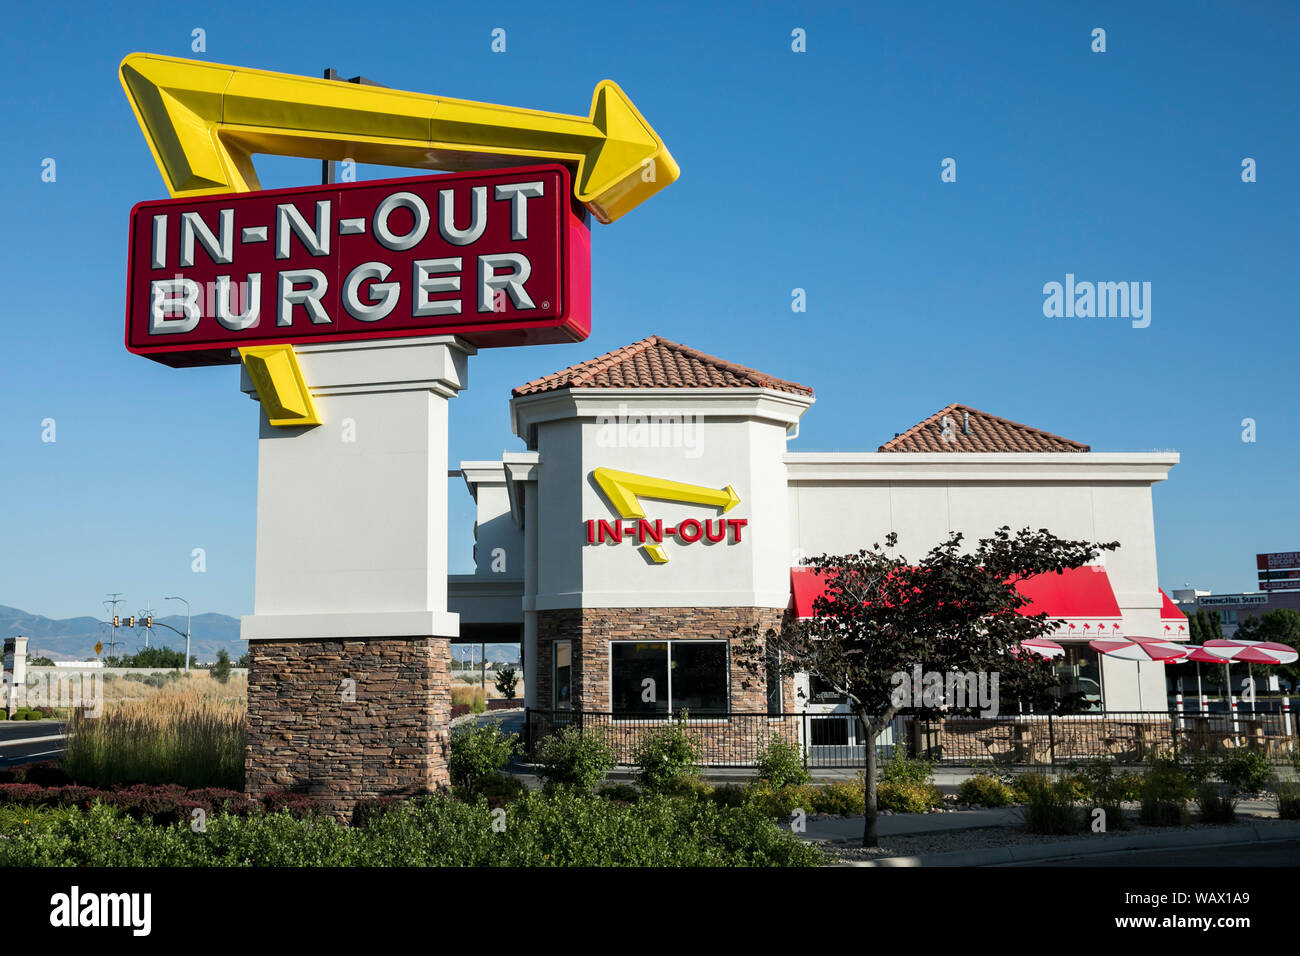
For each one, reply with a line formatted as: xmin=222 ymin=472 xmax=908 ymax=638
xmin=211 ymin=649 xmax=232 ymax=684
xmin=0 ymin=791 xmax=825 ymax=867
xmin=810 ymin=781 xmax=866 ymax=816
xmin=1053 ymin=771 xmax=1091 ymax=802
xmin=471 ymin=773 xmax=528 ymax=807
xmin=880 ymin=753 xmax=934 ymax=787
xmin=596 ymin=782 xmax=641 ymax=804
xmin=655 ymin=776 xmax=714 ymax=801
xmin=956 ymin=773 xmax=1013 ymax=807
xmin=747 ymin=782 xmax=818 ymax=818
xmin=1195 ymin=784 xmax=1237 ymax=824
xmin=534 ymin=726 xmax=615 ymax=794
xmin=709 ymin=784 xmax=750 ymax=808
xmin=1138 ymin=761 xmax=1193 ymax=827
xmin=1218 ymin=749 xmax=1271 ymax=795
xmin=1275 ymin=781 xmax=1300 ymax=820
xmin=877 ymin=781 xmax=943 ymax=814
xmin=448 ymin=723 xmax=518 ymax=797
xmin=632 ymin=714 xmax=702 ymax=795
xmin=1022 ymin=777 xmax=1081 ymax=835
xmin=754 ymin=735 xmax=810 ymax=789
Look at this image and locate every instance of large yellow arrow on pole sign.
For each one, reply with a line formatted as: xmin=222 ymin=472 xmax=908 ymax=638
xmin=119 ymin=53 xmax=678 ymax=223
xmin=592 ymin=467 xmax=740 ymax=563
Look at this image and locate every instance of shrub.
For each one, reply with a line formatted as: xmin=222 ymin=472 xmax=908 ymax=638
xmin=747 ymin=782 xmax=819 ymax=819
xmin=877 ymin=781 xmax=943 ymax=814
xmin=632 ymin=714 xmax=702 ymax=795
xmin=1275 ymin=781 xmax=1300 ymax=820
xmin=1022 ymin=777 xmax=1081 ymax=835
xmin=1138 ymin=761 xmax=1193 ymax=827
xmin=1218 ymin=749 xmax=1271 ymax=795
xmin=655 ymin=776 xmax=714 ymax=801
xmin=0 ymin=791 xmax=825 ymax=867
xmin=472 ymin=772 xmax=528 ymax=809
xmin=211 ymin=649 xmax=232 ymax=684
xmin=493 ymin=667 xmax=518 ymax=700
xmin=534 ymin=726 xmax=615 ymax=793
xmin=810 ymin=781 xmax=866 ymax=816
xmin=957 ymin=773 xmax=1013 ymax=807
xmin=448 ymin=723 xmax=518 ymax=797
xmin=1195 ymin=784 xmax=1237 ymax=824
xmin=754 ymin=734 xmax=810 ymax=789
xmin=880 ymin=753 xmax=933 ymax=787
xmin=709 ymin=784 xmax=750 ymax=809
xmin=597 ymin=782 xmax=641 ymax=804
xmin=1053 ymin=771 xmax=1091 ymax=802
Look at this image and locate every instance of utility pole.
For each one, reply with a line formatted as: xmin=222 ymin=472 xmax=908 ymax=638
xmin=165 ymin=596 xmax=192 ymax=672
xmin=103 ymin=593 xmax=126 ymax=653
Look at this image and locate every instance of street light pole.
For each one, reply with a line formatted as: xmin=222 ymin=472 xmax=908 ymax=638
xmin=165 ymin=596 xmax=191 ymax=671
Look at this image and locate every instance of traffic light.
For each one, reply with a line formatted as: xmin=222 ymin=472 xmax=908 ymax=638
xmin=112 ymin=616 xmax=120 ymax=627
xmin=126 ymin=616 xmax=136 ymax=628
xmin=144 ymin=616 xmax=153 ymax=628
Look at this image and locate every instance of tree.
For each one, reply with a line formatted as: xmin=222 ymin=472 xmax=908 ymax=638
xmin=29 ymin=656 xmax=54 ymax=667
xmin=236 ymin=653 xmax=250 ymax=669
xmin=739 ymin=526 xmax=1117 ymax=848
xmin=1236 ymin=608 xmax=1300 ymax=686
xmin=493 ymin=666 xmax=518 ymax=700
xmin=212 ymin=648 xmax=232 ymax=684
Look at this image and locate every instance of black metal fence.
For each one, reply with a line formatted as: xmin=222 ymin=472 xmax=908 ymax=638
xmin=523 ymin=707 xmax=1298 ymax=769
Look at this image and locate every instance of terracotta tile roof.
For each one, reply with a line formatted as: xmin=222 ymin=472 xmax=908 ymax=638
xmin=878 ymin=403 xmax=1090 ymax=453
xmin=512 ymin=336 xmax=814 ymax=397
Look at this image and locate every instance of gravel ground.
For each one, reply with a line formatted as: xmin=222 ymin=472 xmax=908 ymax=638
xmin=821 ymin=815 xmax=1291 ymax=863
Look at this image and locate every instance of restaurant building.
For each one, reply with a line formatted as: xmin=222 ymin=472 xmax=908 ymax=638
xmin=449 ymin=336 xmax=1183 ymax=758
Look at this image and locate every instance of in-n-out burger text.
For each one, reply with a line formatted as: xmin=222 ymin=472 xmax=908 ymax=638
xmin=585 ymin=517 xmax=748 ymax=545
xmin=125 ymin=165 xmax=590 ymax=366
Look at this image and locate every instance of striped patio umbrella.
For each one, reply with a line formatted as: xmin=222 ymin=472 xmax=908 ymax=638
xmin=1088 ymin=636 xmax=1189 ymax=662
xmin=1088 ymin=636 xmax=1188 ymax=711
xmin=1168 ymin=644 xmax=1228 ymax=700
xmin=1199 ymin=640 xmax=1298 ymax=712
xmin=1012 ymin=637 xmax=1065 ymax=659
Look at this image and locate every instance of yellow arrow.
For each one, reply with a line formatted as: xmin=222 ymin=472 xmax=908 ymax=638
xmin=118 ymin=53 xmax=679 ymax=223
xmin=592 ymin=467 xmax=740 ymax=563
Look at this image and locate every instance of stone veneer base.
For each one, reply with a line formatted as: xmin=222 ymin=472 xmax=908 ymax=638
xmin=245 ymin=636 xmax=451 ymax=820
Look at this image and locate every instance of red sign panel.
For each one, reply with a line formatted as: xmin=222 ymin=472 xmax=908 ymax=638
xmin=1257 ymin=552 xmax=1300 ymax=571
xmin=125 ymin=165 xmax=590 ymax=367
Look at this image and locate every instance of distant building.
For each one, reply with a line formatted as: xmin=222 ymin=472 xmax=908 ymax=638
xmin=1171 ymin=588 xmax=1299 ymax=637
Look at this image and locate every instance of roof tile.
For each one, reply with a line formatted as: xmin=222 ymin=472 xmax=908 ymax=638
xmin=512 ymin=336 xmax=814 ymax=397
xmin=878 ymin=403 xmax=1089 ymax=453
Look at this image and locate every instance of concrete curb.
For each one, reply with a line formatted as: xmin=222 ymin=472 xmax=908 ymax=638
xmin=840 ymin=820 xmax=1300 ymax=866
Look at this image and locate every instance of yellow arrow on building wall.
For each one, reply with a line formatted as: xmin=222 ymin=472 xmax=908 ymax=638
xmin=592 ymin=467 xmax=740 ymax=563
xmin=119 ymin=53 xmax=679 ymax=223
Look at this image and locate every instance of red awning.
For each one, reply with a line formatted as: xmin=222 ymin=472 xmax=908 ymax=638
xmin=1159 ymin=588 xmax=1189 ymax=640
xmin=790 ymin=567 xmax=830 ymax=620
xmin=790 ymin=563 xmax=1128 ymax=638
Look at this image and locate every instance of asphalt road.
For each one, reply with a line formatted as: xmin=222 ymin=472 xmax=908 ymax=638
xmin=1013 ymin=839 xmax=1300 ymax=867
xmin=0 ymin=720 xmax=67 ymax=766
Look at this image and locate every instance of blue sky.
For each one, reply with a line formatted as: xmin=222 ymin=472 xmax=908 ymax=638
xmin=1 ymin=0 xmax=1296 ymax=621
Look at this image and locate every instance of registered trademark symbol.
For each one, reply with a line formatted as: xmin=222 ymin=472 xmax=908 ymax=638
xmin=542 ymin=300 xmax=550 ymax=309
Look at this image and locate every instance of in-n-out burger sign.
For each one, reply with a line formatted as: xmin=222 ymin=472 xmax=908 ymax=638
xmin=126 ymin=164 xmax=590 ymax=366
xmin=587 ymin=467 xmax=747 ymax=564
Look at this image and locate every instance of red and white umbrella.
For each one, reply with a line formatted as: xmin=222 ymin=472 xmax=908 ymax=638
xmin=1201 ymin=640 xmax=1298 ymax=665
xmin=1089 ymin=636 xmax=1187 ymax=710
xmin=1012 ymin=637 xmax=1065 ymax=659
xmin=1088 ymin=635 xmax=1188 ymax=662
xmin=1169 ymin=644 xmax=1230 ymax=700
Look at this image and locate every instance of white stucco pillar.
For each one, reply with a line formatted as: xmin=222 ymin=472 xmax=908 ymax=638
xmin=240 ymin=336 xmax=473 ymax=642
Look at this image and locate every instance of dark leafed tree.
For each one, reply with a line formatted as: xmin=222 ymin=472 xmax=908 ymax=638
xmin=738 ymin=526 xmax=1118 ymax=848
xmin=1236 ymin=608 xmax=1300 ymax=686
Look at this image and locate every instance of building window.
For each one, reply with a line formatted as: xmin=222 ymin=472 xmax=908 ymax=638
xmin=610 ymin=641 xmax=728 ymax=716
xmin=808 ymin=672 xmax=848 ymax=704
xmin=765 ymin=645 xmax=783 ymax=716
xmin=553 ymin=641 xmax=571 ymax=711
xmin=1051 ymin=645 xmax=1102 ymax=714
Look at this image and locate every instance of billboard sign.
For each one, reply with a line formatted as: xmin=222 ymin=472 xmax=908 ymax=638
xmin=126 ymin=165 xmax=590 ymax=367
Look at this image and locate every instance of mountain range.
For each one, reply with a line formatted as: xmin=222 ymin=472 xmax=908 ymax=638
xmin=0 ymin=605 xmax=521 ymax=665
